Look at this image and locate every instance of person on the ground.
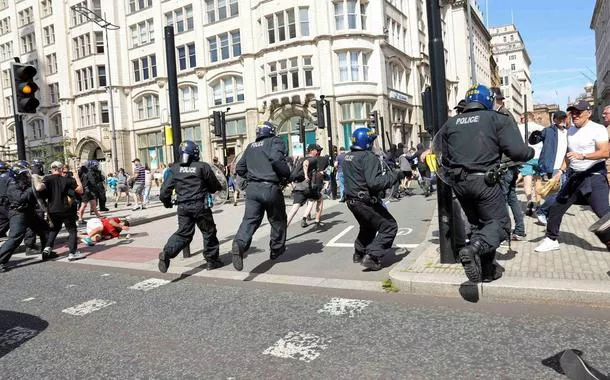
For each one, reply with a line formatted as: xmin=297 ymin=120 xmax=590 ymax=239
xmin=77 ymin=163 xmax=102 ymax=224
xmin=114 ymin=168 xmax=132 ymax=208
xmin=335 ymin=147 xmax=346 ymax=201
xmin=535 ymin=100 xmax=610 ymax=252
xmin=0 ymin=161 xmax=11 ymax=238
xmin=343 ymin=127 xmax=404 ymax=271
xmin=231 ymin=121 xmax=291 ymax=271
xmin=518 ymin=112 xmax=545 ymax=216
xmin=439 ymin=84 xmax=534 ymax=283
xmin=41 ymin=161 xmax=86 ymax=261
xmin=131 ymin=158 xmax=146 ymax=211
xmin=286 ymin=144 xmax=322 ymax=228
xmin=158 ymin=141 xmax=224 ymax=272
xmin=81 ymin=216 xmax=130 ymax=246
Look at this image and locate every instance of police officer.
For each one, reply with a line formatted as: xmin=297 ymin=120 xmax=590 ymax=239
xmin=158 ymin=140 xmax=224 ymax=272
xmin=0 ymin=161 xmax=11 ymax=238
xmin=89 ymin=160 xmax=109 ymax=211
xmin=231 ymin=121 xmax=291 ymax=271
xmin=438 ymin=84 xmax=534 ymax=283
xmin=0 ymin=162 xmax=51 ymax=272
xmin=343 ymin=127 xmax=404 ymax=271
xmin=24 ymin=158 xmax=46 ymax=255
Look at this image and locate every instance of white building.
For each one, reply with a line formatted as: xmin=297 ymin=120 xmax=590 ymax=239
xmin=591 ymin=0 xmax=610 ymax=114
xmin=0 ymin=0 xmax=435 ymax=172
xmin=489 ymin=24 xmax=532 ymax=120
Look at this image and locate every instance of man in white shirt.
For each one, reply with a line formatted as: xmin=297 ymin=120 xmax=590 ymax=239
xmin=536 ymin=100 xmax=610 ymax=252
xmin=517 ymin=112 xmax=545 ymax=216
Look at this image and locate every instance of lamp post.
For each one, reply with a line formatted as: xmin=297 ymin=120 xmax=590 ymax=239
xmin=519 ymin=78 xmax=528 ymax=139
xmin=71 ymin=5 xmax=120 ymax=173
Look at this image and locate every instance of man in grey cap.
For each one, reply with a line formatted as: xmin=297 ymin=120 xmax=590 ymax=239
xmin=490 ymin=87 xmax=510 ymax=116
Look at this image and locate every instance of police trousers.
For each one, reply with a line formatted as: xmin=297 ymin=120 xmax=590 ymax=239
xmin=234 ymin=182 xmax=287 ymax=254
xmin=347 ymin=199 xmax=398 ymax=258
xmin=162 ymin=200 xmax=220 ymax=261
xmin=0 ymin=203 xmax=8 ymax=238
xmin=0 ymin=210 xmax=49 ymax=264
xmin=24 ymin=208 xmax=45 ymax=248
xmin=453 ymin=176 xmax=510 ymax=256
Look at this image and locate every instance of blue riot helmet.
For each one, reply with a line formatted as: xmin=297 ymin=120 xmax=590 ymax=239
xmin=255 ymin=121 xmax=277 ymax=141
xmin=14 ymin=160 xmax=30 ymax=170
xmin=350 ymin=127 xmax=378 ymax=151
xmin=179 ymin=140 xmax=200 ymax=164
xmin=32 ymin=158 xmax=45 ymax=175
xmin=465 ymin=84 xmax=494 ymax=110
xmin=88 ymin=160 xmax=99 ymax=169
xmin=0 ymin=161 xmax=8 ymax=173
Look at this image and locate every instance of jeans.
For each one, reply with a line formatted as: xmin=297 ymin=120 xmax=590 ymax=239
xmin=498 ymin=167 xmax=525 ymax=236
xmin=337 ymin=172 xmax=344 ymax=199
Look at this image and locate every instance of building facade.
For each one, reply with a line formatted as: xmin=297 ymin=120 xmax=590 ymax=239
xmin=0 ymin=0 xmax=443 ymax=173
xmin=591 ymin=0 xmax=609 ymax=118
xmin=489 ymin=24 xmax=532 ymax=120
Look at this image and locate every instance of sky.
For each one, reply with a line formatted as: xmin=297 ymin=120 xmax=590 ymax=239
xmin=481 ymin=0 xmax=597 ymax=107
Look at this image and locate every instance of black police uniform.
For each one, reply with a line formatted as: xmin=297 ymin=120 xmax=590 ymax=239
xmin=24 ymin=170 xmax=46 ymax=253
xmin=92 ymin=167 xmax=108 ymax=210
xmin=159 ymin=160 xmax=223 ymax=270
xmin=0 ymin=173 xmax=11 ymax=237
xmin=343 ymin=149 xmax=401 ymax=270
xmin=439 ymin=102 xmax=534 ymax=282
xmin=233 ymin=135 xmax=290 ymax=269
xmin=0 ymin=176 xmax=50 ymax=269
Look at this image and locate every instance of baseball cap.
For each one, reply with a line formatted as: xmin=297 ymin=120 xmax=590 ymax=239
xmin=567 ymin=100 xmax=591 ymax=112
xmin=453 ymin=99 xmax=467 ymax=110
xmin=553 ymin=110 xmax=567 ymax=120
xmin=490 ymin=87 xmax=505 ymax=100
xmin=131 ymin=158 xmax=140 ymax=163
xmin=50 ymin=161 xmax=63 ymax=169
xmin=307 ymin=144 xmax=323 ymax=152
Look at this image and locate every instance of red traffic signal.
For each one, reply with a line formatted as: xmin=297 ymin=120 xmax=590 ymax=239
xmin=11 ymin=63 xmax=40 ymax=114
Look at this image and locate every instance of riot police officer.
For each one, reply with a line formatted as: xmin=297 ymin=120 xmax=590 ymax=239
xmin=0 ymin=161 xmax=11 ymax=238
xmin=231 ymin=121 xmax=291 ymax=271
xmin=89 ymin=160 xmax=109 ymax=211
xmin=0 ymin=162 xmax=51 ymax=272
xmin=438 ymin=84 xmax=534 ymax=283
xmin=343 ymin=128 xmax=404 ymax=271
xmin=158 ymin=140 xmax=224 ymax=272
xmin=24 ymin=158 xmax=46 ymax=255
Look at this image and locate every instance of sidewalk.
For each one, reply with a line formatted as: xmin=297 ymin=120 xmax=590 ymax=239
xmin=389 ymin=195 xmax=610 ymax=306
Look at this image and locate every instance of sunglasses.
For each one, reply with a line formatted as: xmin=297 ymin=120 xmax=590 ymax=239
xmin=571 ymin=110 xmax=585 ymax=116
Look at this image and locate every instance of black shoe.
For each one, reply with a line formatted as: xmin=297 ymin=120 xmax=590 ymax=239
xmin=301 ymin=218 xmax=308 ymax=228
xmin=42 ymin=251 xmax=59 ymax=261
xmin=459 ymin=244 xmax=483 ymax=283
xmin=361 ymin=254 xmax=382 ymax=271
xmin=0 ymin=264 xmax=10 ymax=273
xmin=314 ymin=221 xmax=324 ymax=228
xmin=206 ymin=258 xmax=224 ymax=271
xmin=270 ymin=247 xmax=285 ymax=260
xmin=353 ymin=252 xmax=365 ymax=263
xmin=232 ymin=242 xmax=245 ymax=271
xmin=114 ymin=202 xmax=118 ymax=208
xmin=158 ymin=252 xmax=170 ymax=273
xmin=482 ymin=262 xmax=504 ymax=282
xmin=525 ymin=201 xmax=534 ymax=216
xmin=100 ymin=208 xmax=110 ymax=212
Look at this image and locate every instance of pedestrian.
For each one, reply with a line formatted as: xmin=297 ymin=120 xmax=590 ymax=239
xmin=228 ymin=156 xmax=242 ymax=206
xmin=81 ymin=216 xmax=130 ymax=246
xmin=518 ymin=112 xmax=545 ymax=216
xmin=343 ymin=127 xmax=404 ymax=271
xmin=438 ymin=84 xmax=534 ymax=283
xmin=335 ymin=147 xmax=346 ymax=201
xmin=23 ymin=158 xmax=47 ymax=255
xmin=158 ymin=140 xmax=224 ymax=272
xmin=286 ymin=144 xmax=322 ymax=228
xmin=0 ymin=162 xmax=52 ymax=272
xmin=41 ymin=161 xmax=86 ymax=261
xmin=602 ymin=105 xmax=610 ymax=182
xmin=77 ymin=163 xmax=102 ymax=224
xmin=114 ymin=168 xmax=132 ymax=208
xmin=535 ymin=100 xmax=610 ymax=252
xmin=107 ymin=172 xmax=118 ymax=200
xmin=143 ymin=165 xmax=153 ymax=205
xmin=212 ymin=157 xmax=226 ymax=176
xmin=231 ymin=121 xmax=291 ymax=271
xmin=398 ymin=147 xmax=414 ymax=196
xmin=131 ymin=158 xmax=146 ymax=210
xmin=0 ymin=161 xmax=10 ymax=238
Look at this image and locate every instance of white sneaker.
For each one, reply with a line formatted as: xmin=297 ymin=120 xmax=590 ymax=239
xmin=535 ymin=237 xmax=560 ymax=252
xmin=537 ymin=214 xmax=547 ymax=225
xmin=131 ymin=205 xmax=140 ymax=211
xmin=68 ymin=251 xmax=86 ymax=261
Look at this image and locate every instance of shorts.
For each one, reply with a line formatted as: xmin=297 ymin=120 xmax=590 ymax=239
xmin=292 ymin=190 xmax=308 ymax=206
xmin=117 ymin=185 xmax=127 ymax=193
xmin=86 ymin=218 xmax=103 ymax=235
xmin=132 ymin=183 xmax=145 ymax=195
xmin=519 ymin=159 xmax=542 ymax=177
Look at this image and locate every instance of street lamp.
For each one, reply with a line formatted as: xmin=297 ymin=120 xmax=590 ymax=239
xmin=71 ymin=5 xmax=120 ymax=173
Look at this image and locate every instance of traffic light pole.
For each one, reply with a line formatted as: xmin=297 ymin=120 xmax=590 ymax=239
xmin=14 ymin=114 xmax=26 ymax=160
xmin=104 ymin=16 xmax=119 ymax=174
xmin=321 ymin=96 xmax=337 ymax=199
xmin=221 ymin=111 xmax=228 ymax=169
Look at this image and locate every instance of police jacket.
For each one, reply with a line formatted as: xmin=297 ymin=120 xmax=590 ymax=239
xmin=440 ymin=102 xmax=534 ymax=173
xmin=6 ymin=178 xmax=36 ymax=212
xmin=342 ymin=149 xmax=397 ymax=198
xmin=0 ymin=174 xmax=10 ymax=205
xmin=160 ymin=161 xmax=222 ymax=205
xmin=235 ymin=136 xmax=290 ymax=183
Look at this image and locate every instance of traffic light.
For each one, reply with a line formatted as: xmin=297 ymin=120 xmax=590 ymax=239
xmin=315 ymin=100 xmax=326 ymax=129
xmin=368 ymin=111 xmax=379 ymax=131
xmin=11 ymin=63 xmax=39 ymax=114
xmin=298 ymin=122 xmax=305 ymax=143
xmin=211 ymin=111 xmax=222 ymax=137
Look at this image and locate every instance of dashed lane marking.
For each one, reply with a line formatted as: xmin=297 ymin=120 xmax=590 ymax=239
xmin=263 ymin=331 xmax=330 ymax=363
xmin=325 ymin=225 xmax=418 ymax=249
xmin=129 ymin=278 xmax=171 ymax=291
xmin=62 ymin=299 xmax=116 ymax=316
xmin=22 ymin=297 xmax=36 ymax=302
xmin=317 ymin=298 xmax=371 ymax=318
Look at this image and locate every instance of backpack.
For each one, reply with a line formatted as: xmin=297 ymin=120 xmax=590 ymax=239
xmin=289 ymin=157 xmax=305 ymax=182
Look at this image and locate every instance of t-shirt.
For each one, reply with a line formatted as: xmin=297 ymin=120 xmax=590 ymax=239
xmin=399 ymin=154 xmax=411 ymax=171
xmin=553 ymin=128 xmax=568 ymax=171
xmin=107 ymin=176 xmax=118 ymax=190
xmin=101 ymin=217 xmax=123 ymax=238
xmin=134 ymin=165 xmax=145 ymax=185
xmin=43 ymin=174 xmax=77 ymax=214
xmin=518 ymin=122 xmax=545 ymax=159
xmin=567 ymin=120 xmax=608 ymax=172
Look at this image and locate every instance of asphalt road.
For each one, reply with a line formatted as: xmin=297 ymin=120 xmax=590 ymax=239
xmin=1 ymin=262 xmax=608 ymax=379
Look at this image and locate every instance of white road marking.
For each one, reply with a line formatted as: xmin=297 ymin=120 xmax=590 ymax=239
xmin=317 ymin=298 xmax=371 ymax=318
xmin=22 ymin=297 xmax=36 ymax=302
xmin=325 ymin=225 xmax=418 ymax=249
xmin=326 ymin=226 xmax=355 ymax=246
xmin=62 ymin=299 xmax=116 ymax=316
xmin=263 ymin=331 xmax=330 ymax=363
xmin=66 ymin=284 xmax=77 ymax=288
xmin=0 ymin=327 xmax=39 ymax=348
xmin=129 ymin=278 xmax=171 ymax=291
xmin=396 ymin=227 xmax=413 ymax=236
xmin=101 ymin=274 xmax=111 ymax=277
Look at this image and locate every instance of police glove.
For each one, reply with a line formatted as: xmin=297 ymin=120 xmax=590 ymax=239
xmin=162 ymin=200 xmax=173 ymax=209
xmin=528 ymin=130 xmax=543 ymax=145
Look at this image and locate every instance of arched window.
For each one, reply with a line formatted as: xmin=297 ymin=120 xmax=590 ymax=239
xmin=50 ymin=114 xmax=62 ymax=137
xmin=179 ymin=85 xmax=199 ymax=112
xmin=134 ymin=93 xmax=159 ymax=120
xmin=210 ymin=76 xmax=244 ymax=106
xmin=30 ymin=119 xmax=45 ymax=140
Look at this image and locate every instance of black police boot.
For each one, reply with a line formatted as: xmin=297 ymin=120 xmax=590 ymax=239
xmin=270 ymin=247 xmax=285 ymax=260
xmin=361 ymin=254 xmax=382 ymax=271
xmin=481 ymin=254 xmax=504 ymax=282
xmin=459 ymin=241 xmax=484 ymax=283
xmin=206 ymin=258 xmax=224 ymax=271
xmin=352 ymin=252 xmax=365 ymax=263
xmin=232 ymin=241 xmax=245 ymax=271
xmin=158 ymin=251 xmax=170 ymax=273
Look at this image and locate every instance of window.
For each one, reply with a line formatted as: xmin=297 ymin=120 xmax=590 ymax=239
xmin=206 ymin=0 xmax=238 ymax=23
xmin=20 ymin=33 xmax=36 ymax=54
xmin=18 ymin=7 xmax=33 ymax=27
xmin=210 ymin=76 xmax=244 ymax=105
xmin=0 ymin=42 xmax=12 ymax=60
xmin=137 ymin=131 xmax=164 ymax=169
xmin=225 ymin=118 xmax=246 ymax=136
xmin=2 ymin=69 xmax=9 ymax=88
xmin=50 ymin=114 xmax=62 ymax=136
xmin=337 ymin=50 xmax=369 ymax=82
xmin=132 ymin=55 xmax=157 ymax=82
xmin=0 ymin=17 xmax=10 ymax=35
xmin=128 ymin=0 xmax=152 ymax=14
xmin=100 ymin=101 xmax=109 ymax=123
xmin=78 ymin=103 xmax=96 ymax=126
xmin=509 ymin=54 xmax=516 ymax=60
xmin=208 ymin=31 xmax=240 ymax=63
xmin=97 ymin=65 xmax=106 ymax=87
xmin=180 ymin=85 xmax=198 ymax=112
xmin=266 ymin=7 xmax=309 ymax=44
xmin=510 ymin=63 xmax=516 ymax=71
xmin=41 ymin=0 xmax=53 ymax=17
xmin=75 ymin=67 xmax=95 ymax=91
xmin=135 ymin=94 xmax=159 ymax=120
xmin=0 ymin=0 xmax=7 ymax=10
xmin=267 ymin=56 xmax=313 ymax=92
xmin=299 ymin=7 xmax=310 ymax=36
xmin=334 ymin=0 xmax=365 ymax=30
xmin=339 ymin=101 xmax=373 ymax=149
xmin=95 ymin=32 xmax=104 ymax=54
xmin=177 ymin=43 xmax=196 ymax=70
xmin=73 ymin=33 xmax=93 ymax=59
xmin=30 ymin=119 xmax=44 ymax=140
xmin=165 ymin=5 xmax=193 ymax=33
xmin=71 ymin=1 xmax=87 ymax=26
xmin=182 ymin=125 xmax=202 ymax=152
xmin=46 ymin=53 xmax=57 ymax=74
xmin=48 ymin=83 xmax=59 ymax=103
xmin=43 ymin=25 xmax=55 ymax=46
xmin=130 ymin=19 xmax=154 ymax=47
